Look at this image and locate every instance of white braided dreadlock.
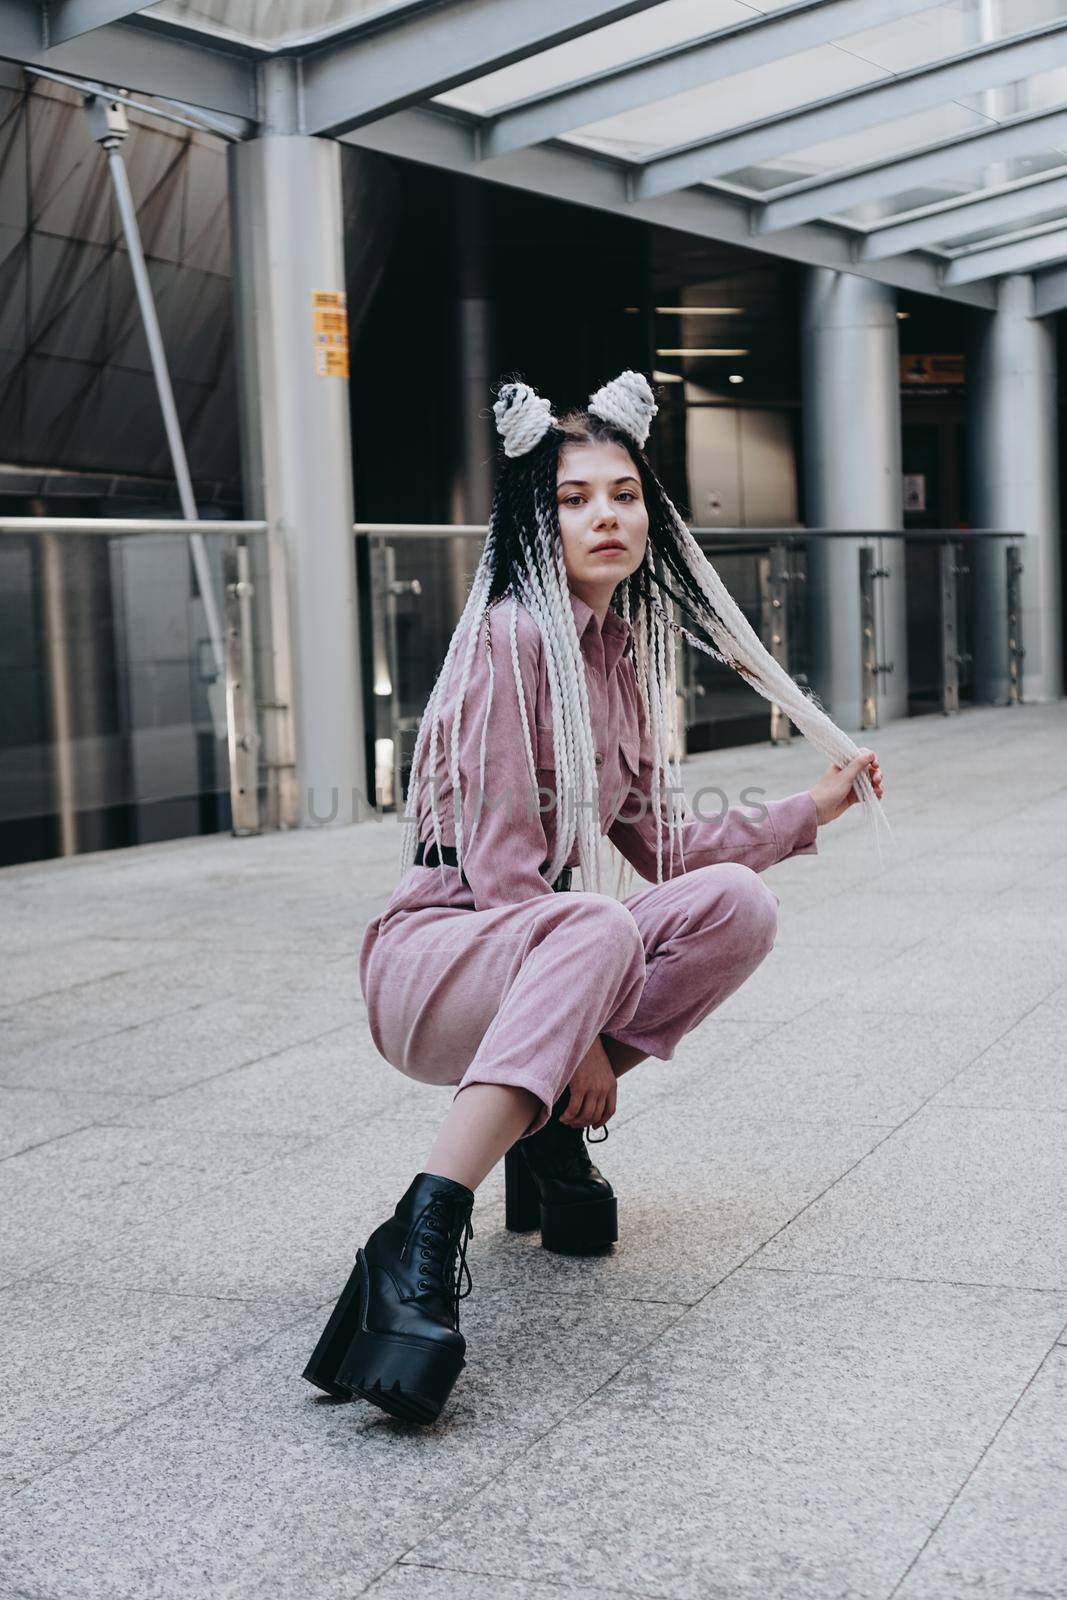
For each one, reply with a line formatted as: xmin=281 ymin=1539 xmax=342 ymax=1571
xmin=398 ymin=371 xmax=891 ymax=897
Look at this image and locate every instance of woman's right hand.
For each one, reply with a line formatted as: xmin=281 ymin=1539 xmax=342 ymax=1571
xmin=808 ymin=749 xmax=884 ymax=826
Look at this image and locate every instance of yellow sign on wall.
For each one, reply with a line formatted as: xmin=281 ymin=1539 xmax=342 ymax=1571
xmin=900 ymin=353 xmax=965 ymax=386
xmin=312 ymin=290 xmax=349 ymax=378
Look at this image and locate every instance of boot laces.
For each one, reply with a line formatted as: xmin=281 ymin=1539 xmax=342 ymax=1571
xmin=405 ymin=1197 xmax=474 ymax=1324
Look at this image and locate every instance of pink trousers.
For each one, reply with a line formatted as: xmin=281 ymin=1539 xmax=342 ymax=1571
xmin=359 ymin=864 xmax=781 ymax=1138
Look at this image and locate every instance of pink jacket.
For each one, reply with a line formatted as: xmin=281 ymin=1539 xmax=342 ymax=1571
xmin=388 ymin=589 xmax=818 ymax=915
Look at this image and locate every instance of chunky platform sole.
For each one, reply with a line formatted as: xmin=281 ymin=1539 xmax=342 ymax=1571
xmin=302 ymin=1255 xmax=364 ymax=1400
xmin=304 ymin=1251 xmax=465 ymax=1425
xmin=504 ymin=1143 xmax=618 ymax=1255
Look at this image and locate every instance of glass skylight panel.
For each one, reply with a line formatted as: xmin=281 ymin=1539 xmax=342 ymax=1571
xmin=433 ymin=0 xmax=748 ymax=118
xmin=561 ymin=47 xmax=884 ymax=163
xmin=729 ymin=103 xmax=990 ymax=194
xmin=939 ymin=197 xmax=1067 ymax=250
xmin=141 ymin=0 xmax=417 ymax=48
xmin=956 ymin=59 xmax=1067 ymax=116
xmin=834 ymin=151 xmax=1067 ymax=225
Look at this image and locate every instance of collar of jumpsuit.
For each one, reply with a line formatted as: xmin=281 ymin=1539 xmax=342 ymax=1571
xmin=567 ymin=590 xmax=634 ymax=679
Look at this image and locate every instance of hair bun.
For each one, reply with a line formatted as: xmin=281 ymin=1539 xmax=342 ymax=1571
xmin=492 ymin=380 xmax=558 ymax=458
xmin=588 ymin=369 xmax=659 ymax=449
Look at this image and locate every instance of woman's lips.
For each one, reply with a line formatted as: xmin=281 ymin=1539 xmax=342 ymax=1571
xmin=590 ymin=542 xmax=627 ymax=554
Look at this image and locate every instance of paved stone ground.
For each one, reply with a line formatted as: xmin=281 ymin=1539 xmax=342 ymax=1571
xmin=2 ymin=701 xmax=1066 ymax=1600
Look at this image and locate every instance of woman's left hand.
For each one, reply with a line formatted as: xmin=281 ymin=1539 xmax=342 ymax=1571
xmin=809 ymin=748 xmax=885 ymax=826
xmin=559 ymin=1048 xmax=617 ymax=1130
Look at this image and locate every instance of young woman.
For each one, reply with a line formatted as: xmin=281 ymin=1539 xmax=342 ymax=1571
xmin=303 ymin=370 xmax=887 ymax=1426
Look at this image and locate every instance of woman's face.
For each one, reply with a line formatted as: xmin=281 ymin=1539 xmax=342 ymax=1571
xmin=556 ymin=439 xmax=649 ymax=605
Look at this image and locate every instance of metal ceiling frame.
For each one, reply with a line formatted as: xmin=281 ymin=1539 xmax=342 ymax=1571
xmin=299 ymin=0 xmax=669 ymax=138
xmin=45 ymin=1 xmax=149 ymax=46
xmin=0 ymin=0 xmax=1065 ymax=302
xmin=943 ymin=219 xmax=1067 ymax=284
xmin=856 ymin=168 xmax=1067 ymax=260
xmin=477 ymin=0 xmax=950 ymax=160
xmin=755 ymin=101 xmax=1067 ymax=233
xmin=1034 ymin=260 xmax=1067 ymax=315
xmin=629 ymin=17 xmax=1067 ymax=200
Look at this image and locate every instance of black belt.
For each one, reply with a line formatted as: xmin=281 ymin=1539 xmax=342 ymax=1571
xmin=414 ymin=839 xmax=572 ymax=893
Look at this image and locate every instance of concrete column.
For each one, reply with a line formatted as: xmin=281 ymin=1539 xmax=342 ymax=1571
xmin=447 ymin=182 xmax=495 ymax=619
xmin=227 ymin=59 xmax=365 ymax=829
xmin=968 ymin=273 xmax=1063 ymax=705
xmin=800 ymin=268 xmax=907 ymax=728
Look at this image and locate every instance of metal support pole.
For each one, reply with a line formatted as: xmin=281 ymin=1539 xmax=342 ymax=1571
xmin=39 ymin=531 xmax=78 ymax=856
xmin=84 ymin=95 xmax=227 ymax=739
xmin=222 ymin=542 xmax=260 ymax=833
xmin=1006 ymin=542 xmax=1026 ymax=704
xmin=937 ymin=541 xmax=970 ymax=714
xmin=759 ymin=540 xmax=793 ymax=745
xmin=858 ymin=546 xmax=894 ymax=729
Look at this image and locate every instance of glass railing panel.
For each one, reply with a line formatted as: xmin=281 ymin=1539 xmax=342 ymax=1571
xmin=0 ymin=520 xmax=261 ymax=867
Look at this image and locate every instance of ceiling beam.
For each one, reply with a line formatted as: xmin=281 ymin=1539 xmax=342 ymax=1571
xmin=0 ymin=6 xmax=256 ymax=117
xmin=45 ymin=1 xmax=151 ymax=46
xmin=942 ymin=222 xmax=1067 ymax=285
xmin=301 ymin=0 xmax=667 ymax=139
xmin=857 ymin=168 xmax=1067 ymax=260
xmin=340 ymin=104 xmax=995 ymax=306
xmin=756 ymin=102 xmax=1067 ymax=234
xmin=480 ymin=0 xmax=948 ymax=160
xmin=630 ymin=18 xmax=1067 ymax=200
xmin=1033 ymin=262 xmax=1067 ymax=317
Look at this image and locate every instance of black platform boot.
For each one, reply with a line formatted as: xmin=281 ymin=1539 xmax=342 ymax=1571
xmin=302 ymin=1170 xmax=475 ymax=1425
xmin=503 ymin=1085 xmax=617 ymax=1254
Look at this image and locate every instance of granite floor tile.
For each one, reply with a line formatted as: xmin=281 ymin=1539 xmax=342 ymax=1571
xmin=33 ymin=1117 xmax=481 ymax=1306
xmin=0 ymin=1086 xmax=151 ymax=1160
xmin=772 ymin=888 xmax=971 ymax=950
xmin=757 ymin=1105 xmax=1067 ymax=1289
xmin=656 ymin=1002 xmax=1006 ymax=1126
xmin=713 ymin=942 xmax=888 ymax=1023
xmin=2 ymin=990 xmax=360 ymax=1095
xmin=0 ymin=1281 xmax=288 ymax=1487
xmin=605 ymin=1019 xmax=778 ymax=1131
xmin=0 ymin=937 xmax=204 ymax=1010
xmin=929 ymin=1002 xmax=1067 ymax=1111
xmin=944 ymin=888 xmax=1067 ymax=948
xmin=0 ymin=967 xmax=218 ymax=1063
xmin=399 ymin=1270 xmax=1067 ymax=1600
xmin=0 ymin=1124 xmax=297 ymax=1279
xmin=862 ymin=852 xmax=1027 ymax=896
xmin=109 ymin=1018 xmax=433 ymax=1137
xmin=367 ymin=1573 xmax=637 ymax=1600
xmin=834 ymin=931 xmax=1064 ymax=1019
xmin=467 ymin=1103 xmax=887 ymax=1304
xmin=0 ymin=1294 xmax=682 ymax=1600
xmin=1014 ymin=852 xmax=1067 ymax=891
xmin=894 ymin=1343 xmax=1067 ymax=1599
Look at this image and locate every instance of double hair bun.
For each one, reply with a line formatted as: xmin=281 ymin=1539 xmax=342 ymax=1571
xmin=492 ymin=369 xmax=659 ymax=458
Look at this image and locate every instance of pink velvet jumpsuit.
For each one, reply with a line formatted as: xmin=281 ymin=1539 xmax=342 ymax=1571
xmin=359 ymin=590 xmax=819 ymax=1138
